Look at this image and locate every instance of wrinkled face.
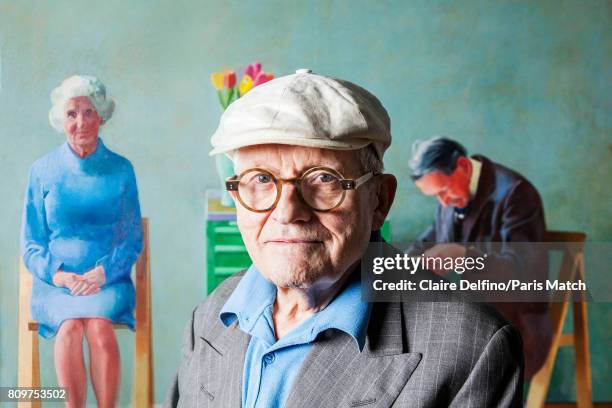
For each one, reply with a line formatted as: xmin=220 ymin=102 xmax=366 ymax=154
xmin=232 ymin=144 xmax=379 ymax=289
xmin=63 ymin=96 xmax=103 ymax=149
xmin=415 ymin=157 xmax=471 ymax=208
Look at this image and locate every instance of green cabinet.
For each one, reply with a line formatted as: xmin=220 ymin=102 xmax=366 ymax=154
xmin=206 ymin=220 xmax=251 ymax=294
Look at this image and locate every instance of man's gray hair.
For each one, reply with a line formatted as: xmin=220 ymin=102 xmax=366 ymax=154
xmin=48 ymin=75 xmax=115 ymax=133
xmin=358 ymin=144 xmax=384 ymax=174
xmin=409 ymin=136 xmax=467 ymax=180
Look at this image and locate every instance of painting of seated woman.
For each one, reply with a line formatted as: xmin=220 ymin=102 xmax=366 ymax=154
xmin=20 ymin=75 xmax=143 ymax=408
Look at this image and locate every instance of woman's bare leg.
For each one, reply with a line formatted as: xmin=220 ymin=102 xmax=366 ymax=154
xmin=83 ymin=318 xmax=120 ymax=408
xmin=54 ymin=319 xmax=87 ymax=407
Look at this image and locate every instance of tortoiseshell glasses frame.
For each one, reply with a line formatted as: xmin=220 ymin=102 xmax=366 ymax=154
xmin=225 ymin=166 xmax=377 ymax=213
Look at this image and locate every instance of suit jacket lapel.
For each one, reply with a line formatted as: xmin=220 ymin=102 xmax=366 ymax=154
xmin=197 ymin=320 xmax=250 ymax=407
xmin=284 ymin=302 xmax=422 ymax=408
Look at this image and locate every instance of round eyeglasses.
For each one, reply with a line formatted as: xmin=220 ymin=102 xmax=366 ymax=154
xmin=225 ymin=166 xmax=376 ymax=212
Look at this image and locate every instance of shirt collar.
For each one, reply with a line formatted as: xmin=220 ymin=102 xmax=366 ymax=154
xmin=468 ymin=157 xmax=482 ymax=198
xmin=306 ymin=271 xmax=371 ymax=351
xmin=219 ymin=264 xmax=277 ymax=331
xmin=219 ymin=264 xmax=371 ymax=351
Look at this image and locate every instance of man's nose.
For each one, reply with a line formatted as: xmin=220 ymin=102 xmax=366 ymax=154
xmin=271 ymin=182 xmax=311 ymax=224
xmin=76 ymin=114 xmax=84 ymax=128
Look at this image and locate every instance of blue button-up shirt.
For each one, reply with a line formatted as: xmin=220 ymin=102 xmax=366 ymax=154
xmin=219 ymin=265 xmax=371 ymax=408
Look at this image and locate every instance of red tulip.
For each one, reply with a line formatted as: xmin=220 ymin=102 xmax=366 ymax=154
xmin=224 ymin=71 xmax=237 ymax=89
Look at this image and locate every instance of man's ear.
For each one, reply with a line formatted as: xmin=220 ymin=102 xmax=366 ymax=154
xmin=372 ymin=174 xmax=397 ymax=231
xmin=455 ymin=156 xmax=471 ymax=175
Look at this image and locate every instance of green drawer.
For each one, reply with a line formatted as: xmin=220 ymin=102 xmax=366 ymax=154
xmin=213 ymin=226 xmax=244 ymax=245
xmin=213 ymin=247 xmax=251 ymax=268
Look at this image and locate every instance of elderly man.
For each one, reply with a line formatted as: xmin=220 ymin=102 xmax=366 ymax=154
xmin=166 ymin=71 xmax=523 ymax=407
xmin=409 ymin=136 xmax=551 ymax=378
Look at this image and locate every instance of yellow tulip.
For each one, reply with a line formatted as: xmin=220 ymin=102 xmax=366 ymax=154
xmin=238 ymin=74 xmax=254 ymax=96
xmin=210 ymin=72 xmax=225 ymax=90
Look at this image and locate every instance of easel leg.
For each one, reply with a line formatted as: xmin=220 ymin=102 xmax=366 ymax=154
xmin=573 ymin=257 xmax=592 ymax=408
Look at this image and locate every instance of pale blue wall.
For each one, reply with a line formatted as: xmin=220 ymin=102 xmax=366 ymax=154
xmin=0 ymin=0 xmax=610 ymax=404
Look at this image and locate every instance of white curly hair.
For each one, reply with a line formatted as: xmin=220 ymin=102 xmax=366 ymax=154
xmin=48 ymin=75 xmax=115 ymax=133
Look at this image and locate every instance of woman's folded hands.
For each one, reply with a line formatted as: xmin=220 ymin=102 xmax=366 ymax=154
xmin=52 ymin=266 xmax=106 ymax=296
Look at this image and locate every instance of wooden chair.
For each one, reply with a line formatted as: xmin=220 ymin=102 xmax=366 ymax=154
xmin=17 ymin=218 xmax=153 ymax=407
xmin=525 ymin=231 xmax=592 ymax=408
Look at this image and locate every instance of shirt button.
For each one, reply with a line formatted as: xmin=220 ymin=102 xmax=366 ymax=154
xmin=263 ymin=353 xmax=275 ymax=365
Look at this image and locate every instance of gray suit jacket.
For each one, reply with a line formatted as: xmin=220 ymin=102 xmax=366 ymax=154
xmin=165 ymin=271 xmax=523 ymax=407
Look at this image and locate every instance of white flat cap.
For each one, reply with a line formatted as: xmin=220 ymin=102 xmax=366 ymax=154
xmin=210 ymin=69 xmax=391 ymax=161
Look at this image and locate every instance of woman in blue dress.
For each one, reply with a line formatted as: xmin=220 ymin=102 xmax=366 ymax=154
xmin=21 ymin=75 xmax=143 ymax=408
